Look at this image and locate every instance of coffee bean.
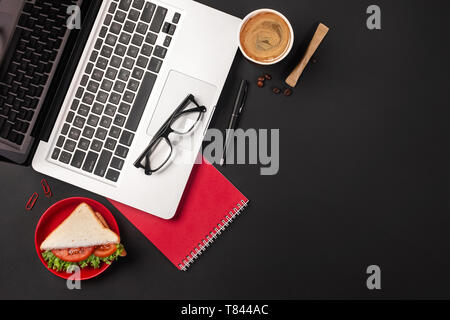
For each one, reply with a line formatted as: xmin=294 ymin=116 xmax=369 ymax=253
xmin=272 ymin=87 xmax=281 ymax=94
xmin=264 ymin=74 xmax=272 ymax=80
xmin=257 ymin=80 xmax=264 ymax=88
xmin=284 ymin=88 xmax=293 ymax=96
xmin=257 ymin=76 xmax=266 ymax=82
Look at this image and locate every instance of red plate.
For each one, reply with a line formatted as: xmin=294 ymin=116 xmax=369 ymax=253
xmin=35 ymin=197 xmax=120 ymax=280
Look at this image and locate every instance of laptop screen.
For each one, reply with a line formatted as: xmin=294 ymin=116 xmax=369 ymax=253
xmin=0 ymin=0 xmax=24 ymax=65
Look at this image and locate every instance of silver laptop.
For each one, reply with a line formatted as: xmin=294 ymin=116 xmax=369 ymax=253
xmin=0 ymin=0 xmax=240 ymax=219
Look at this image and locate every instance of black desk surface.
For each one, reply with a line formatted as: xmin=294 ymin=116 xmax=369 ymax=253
xmin=1 ymin=0 xmax=450 ymax=299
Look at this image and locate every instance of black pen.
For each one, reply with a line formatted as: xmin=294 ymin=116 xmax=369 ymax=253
xmin=220 ymin=79 xmax=248 ymax=166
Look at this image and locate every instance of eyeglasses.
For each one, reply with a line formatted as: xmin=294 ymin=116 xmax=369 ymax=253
xmin=134 ymin=94 xmax=207 ymax=175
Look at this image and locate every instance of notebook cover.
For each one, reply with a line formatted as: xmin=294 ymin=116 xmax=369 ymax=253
xmin=108 ymin=161 xmax=248 ymax=270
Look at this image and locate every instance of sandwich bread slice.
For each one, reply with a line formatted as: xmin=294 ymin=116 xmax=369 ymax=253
xmin=40 ymin=202 xmax=126 ymax=272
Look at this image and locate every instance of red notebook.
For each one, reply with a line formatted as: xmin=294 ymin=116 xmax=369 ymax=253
xmin=108 ymin=161 xmax=248 ymax=270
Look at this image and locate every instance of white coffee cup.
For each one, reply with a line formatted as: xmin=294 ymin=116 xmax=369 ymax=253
xmin=238 ymin=9 xmax=294 ymax=65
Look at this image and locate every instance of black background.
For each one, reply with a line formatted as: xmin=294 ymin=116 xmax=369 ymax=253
xmin=1 ymin=0 xmax=450 ymax=299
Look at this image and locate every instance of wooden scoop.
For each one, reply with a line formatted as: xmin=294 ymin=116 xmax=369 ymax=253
xmin=285 ymin=23 xmax=329 ymax=88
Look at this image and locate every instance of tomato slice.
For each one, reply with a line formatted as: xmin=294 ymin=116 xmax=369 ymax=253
xmin=94 ymin=244 xmax=117 ymax=258
xmin=52 ymin=246 xmax=95 ymax=263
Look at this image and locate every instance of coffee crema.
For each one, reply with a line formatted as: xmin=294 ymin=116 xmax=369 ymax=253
xmin=240 ymin=12 xmax=291 ymax=63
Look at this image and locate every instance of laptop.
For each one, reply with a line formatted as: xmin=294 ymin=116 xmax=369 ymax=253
xmin=0 ymin=0 xmax=241 ymax=219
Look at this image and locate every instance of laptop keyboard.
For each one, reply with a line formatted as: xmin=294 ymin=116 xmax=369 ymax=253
xmin=51 ymin=0 xmax=181 ymax=183
xmin=0 ymin=0 xmax=79 ymax=146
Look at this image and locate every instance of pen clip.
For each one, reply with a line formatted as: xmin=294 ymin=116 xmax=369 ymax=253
xmin=238 ymin=83 xmax=248 ymax=114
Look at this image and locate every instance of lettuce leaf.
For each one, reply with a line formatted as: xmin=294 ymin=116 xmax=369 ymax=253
xmin=42 ymin=244 xmax=125 ymax=273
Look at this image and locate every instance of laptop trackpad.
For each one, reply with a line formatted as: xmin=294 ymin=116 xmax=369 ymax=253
xmin=146 ymin=70 xmax=218 ymax=149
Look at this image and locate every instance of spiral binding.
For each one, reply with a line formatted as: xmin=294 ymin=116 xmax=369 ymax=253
xmin=178 ymin=199 xmax=249 ymax=271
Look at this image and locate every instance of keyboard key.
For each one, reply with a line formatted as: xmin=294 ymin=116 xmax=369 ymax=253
xmin=114 ymin=10 xmax=126 ymax=23
xmin=173 ymin=12 xmax=181 ymax=24
xmin=136 ymin=22 xmax=148 ymax=35
xmin=105 ymin=104 xmax=117 ymax=117
xmin=66 ymin=111 xmax=75 ymax=123
xmin=123 ymin=91 xmax=135 ymax=103
xmin=133 ymin=0 xmax=145 ymax=10
xmin=163 ymin=35 xmax=172 ymax=47
xmin=110 ymin=55 xmax=123 ymax=68
xmin=114 ymin=114 xmax=127 ymax=127
xmin=64 ymin=139 xmax=76 ymax=152
xmin=109 ymin=126 xmax=122 ymax=139
xmin=132 ymin=67 xmax=144 ymax=80
xmin=105 ymin=138 xmax=117 ymax=150
xmin=120 ymin=130 xmax=134 ymax=146
xmin=91 ymin=139 xmax=103 ymax=152
xmin=119 ymin=103 xmax=131 ymax=115
xmin=150 ymin=6 xmax=168 ymax=33
xmin=109 ymin=92 xmax=121 ymax=105
xmin=87 ymin=114 xmax=100 ymax=127
xmin=71 ymin=150 xmax=86 ymax=168
xmin=115 ymin=44 xmax=127 ymax=56
xmin=56 ymin=136 xmax=65 ymax=148
xmin=110 ymin=22 xmax=122 ymax=35
xmin=115 ymin=145 xmax=129 ymax=158
xmin=96 ymin=127 xmax=108 ymax=140
xmin=71 ymin=99 xmax=80 ymax=111
xmin=136 ymin=56 xmax=149 ymax=68
xmin=69 ymin=128 xmax=82 ymax=140
xmin=119 ymin=0 xmax=132 ymax=11
xmin=128 ymin=9 xmax=140 ymax=21
xmin=101 ymin=79 xmax=114 ymax=91
xmin=74 ymin=116 xmax=86 ymax=129
xmin=61 ymin=123 xmax=70 ymax=135
xmin=154 ymin=45 xmax=167 ymax=59
xmin=123 ymin=57 xmax=134 ymax=70
xmin=94 ymin=150 xmax=113 ymax=177
xmin=127 ymin=45 xmax=139 ymax=58
xmin=59 ymin=151 xmax=72 ymax=164
xmin=92 ymin=68 xmax=105 ymax=81
xmin=141 ymin=44 xmax=153 ymax=56
xmin=111 ymin=157 xmax=125 ymax=170
xmin=82 ymin=126 xmax=95 ymax=139
xmin=100 ymin=116 xmax=113 ymax=128
xmin=168 ymin=24 xmax=176 ymax=35
xmin=78 ymin=104 xmax=90 ymax=117
xmin=92 ymin=103 xmax=104 ymax=115
xmin=106 ymin=67 xmax=118 ymax=80
xmin=145 ymin=32 xmax=157 ymax=45
xmin=128 ymin=78 xmax=140 ymax=92
xmin=83 ymin=151 xmax=99 ymax=173
xmin=114 ymin=81 xmax=126 ymax=93
xmin=96 ymin=91 xmax=109 ymax=103
xmin=125 ymin=72 xmax=157 ymax=132
xmin=105 ymin=34 xmax=118 ymax=46
xmin=78 ymin=138 xmax=90 ymax=151
xmin=119 ymin=32 xmax=131 ymax=45
xmin=106 ymin=169 xmax=120 ymax=182
xmin=148 ymin=57 xmax=163 ymax=73
xmin=123 ymin=20 xmax=136 ymax=33
xmin=141 ymin=2 xmax=156 ymax=23
xmin=52 ymin=148 xmax=61 ymax=160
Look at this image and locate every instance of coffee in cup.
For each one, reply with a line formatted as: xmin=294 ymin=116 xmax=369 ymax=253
xmin=239 ymin=9 xmax=294 ymax=65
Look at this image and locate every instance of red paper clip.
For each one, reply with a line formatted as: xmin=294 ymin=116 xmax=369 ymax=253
xmin=41 ymin=178 xmax=52 ymax=198
xmin=26 ymin=193 xmax=39 ymax=211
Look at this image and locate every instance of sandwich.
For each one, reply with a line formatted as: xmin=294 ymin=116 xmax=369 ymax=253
xmin=40 ymin=202 xmax=126 ymax=272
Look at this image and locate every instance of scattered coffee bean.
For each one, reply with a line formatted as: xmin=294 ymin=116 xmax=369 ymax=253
xmin=258 ymin=76 xmax=266 ymax=82
xmin=257 ymin=80 xmax=265 ymax=88
xmin=264 ymin=74 xmax=272 ymax=80
xmin=272 ymin=87 xmax=281 ymax=94
xmin=284 ymin=88 xmax=293 ymax=96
